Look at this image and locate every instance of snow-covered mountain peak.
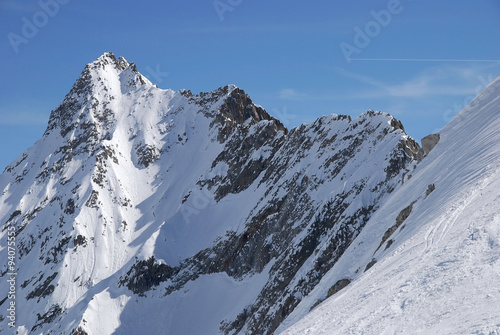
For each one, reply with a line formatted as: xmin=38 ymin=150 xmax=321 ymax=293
xmin=43 ymin=53 xmax=285 ymax=149
xmin=43 ymin=53 xmax=154 ymax=140
xmin=90 ymin=52 xmax=137 ymax=74
xmin=84 ymin=52 xmax=152 ymax=90
xmin=89 ymin=52 xmax=153 ymax=93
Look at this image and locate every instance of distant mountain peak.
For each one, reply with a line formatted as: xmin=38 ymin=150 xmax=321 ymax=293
xmin=43 ymin=53 xmax=155 ymax=139
xmin=91 ymin=52 xmax=136 ymax=73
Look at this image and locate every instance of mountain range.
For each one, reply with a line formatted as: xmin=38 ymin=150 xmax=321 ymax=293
xmin=1 ymin=52 xmax=499 ymax=334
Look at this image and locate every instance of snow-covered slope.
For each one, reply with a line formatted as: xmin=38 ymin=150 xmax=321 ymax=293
xmin=279 ymin=75 xmax=500 ymax=334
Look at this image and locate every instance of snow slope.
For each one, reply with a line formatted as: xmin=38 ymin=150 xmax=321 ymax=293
xmin=279 ymin=75 xmax=500 ymax=334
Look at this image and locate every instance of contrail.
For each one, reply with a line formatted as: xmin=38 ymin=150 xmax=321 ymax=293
xmin=349 ymin=58 xmax=500 ymax=63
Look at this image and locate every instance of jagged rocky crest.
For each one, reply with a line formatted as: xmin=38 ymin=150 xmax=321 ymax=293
xmin=1 ymin=53 xmax=423 ymax=335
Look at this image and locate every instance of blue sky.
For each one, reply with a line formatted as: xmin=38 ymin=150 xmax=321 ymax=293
xmin=1 ymin=0 xmax=500 ymax=170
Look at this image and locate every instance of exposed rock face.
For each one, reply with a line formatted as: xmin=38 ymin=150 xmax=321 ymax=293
xmin=0 ymin=53 xmax=422 ymax=335
xmin=425 ymin=183 xmax=436 ymax=197
xmin=376 ymin=201 xmax=415 ymax=252
xmin=217 ymin=86 xmax=287 ymax=134
xmin=421 ymin=133 xmax=440 ymax=155
xmin=310 ymin=278 xmax=351 ymax=311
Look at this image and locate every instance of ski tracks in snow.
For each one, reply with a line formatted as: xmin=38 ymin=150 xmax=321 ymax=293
xmin=421 ymin=164 xmax=499 ymax=257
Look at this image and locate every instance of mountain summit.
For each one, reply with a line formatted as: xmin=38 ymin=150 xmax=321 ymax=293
xmin=2 ymin=53 xmax=497 ymax=334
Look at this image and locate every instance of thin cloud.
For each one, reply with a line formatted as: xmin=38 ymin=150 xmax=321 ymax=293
xmin=0 ymin=1 xmax=38 ymax=11
xmin=270 ymin=64 xmax=500 ymax=104
xmin=331 ymin=64 xmax=499 ymax=99
xmin=279 ymin=88 xmax=309 ymax=100
xmin=332 ymin=67 xmax=387 ymax=90
xmin=0 ymin=111 xmax=48 ymax=126
xmin=178 ymin=21 xmax=343 ymax=35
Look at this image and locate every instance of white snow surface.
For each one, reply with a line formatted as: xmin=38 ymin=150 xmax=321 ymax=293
xmin=279 ymin=75 xmax=500 ymax=334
